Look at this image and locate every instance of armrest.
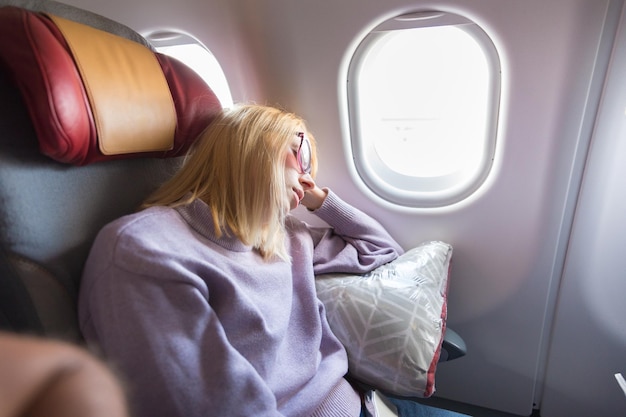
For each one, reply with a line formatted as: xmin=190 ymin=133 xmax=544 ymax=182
xmin=439 ymin=328 xmax=467 ymax=362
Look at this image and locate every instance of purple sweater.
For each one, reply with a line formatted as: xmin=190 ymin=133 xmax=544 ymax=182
xmin=78 ymin=190 xmax=403 ymax=417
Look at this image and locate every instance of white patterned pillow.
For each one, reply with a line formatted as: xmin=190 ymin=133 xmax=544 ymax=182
xmin=315 ymin=241 xmax=452 ymax=398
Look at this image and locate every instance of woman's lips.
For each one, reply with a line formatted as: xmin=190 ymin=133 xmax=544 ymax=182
xmin=293 ymin=188 xmax=304 ymax=203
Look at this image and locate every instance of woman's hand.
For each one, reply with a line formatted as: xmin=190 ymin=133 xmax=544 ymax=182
xmin=300 ymin=185 xmax=328 ymax=211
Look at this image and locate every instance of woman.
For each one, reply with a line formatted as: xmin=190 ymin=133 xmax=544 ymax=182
xmin=78 ymin=104 xmax=404 ymax=417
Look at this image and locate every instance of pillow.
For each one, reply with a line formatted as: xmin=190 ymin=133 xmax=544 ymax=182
xmin=0 ymin=6 xmax=222 ymax=165
xmin=315 ymin=240 xmax=452 ymax=398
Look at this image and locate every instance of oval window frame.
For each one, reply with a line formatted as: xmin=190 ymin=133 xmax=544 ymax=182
xmin=346 ymin=11 xmax=501 ymax=208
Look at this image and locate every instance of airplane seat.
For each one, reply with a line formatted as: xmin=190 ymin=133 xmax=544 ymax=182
xmin=0 ymin=0 xmax=222 ymax=341
xmin=0 ymin=0 xmax=465 ymax=403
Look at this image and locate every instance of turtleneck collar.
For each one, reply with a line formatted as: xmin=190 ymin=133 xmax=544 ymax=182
xmin=174 ymin=198 xmax=253 ymax=253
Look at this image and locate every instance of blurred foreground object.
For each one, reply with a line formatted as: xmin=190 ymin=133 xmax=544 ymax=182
xmin=0 ymin=332 xmax=129 ymax=417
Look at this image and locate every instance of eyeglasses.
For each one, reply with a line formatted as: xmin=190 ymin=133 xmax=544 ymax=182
xmin=295 ymin=132 xmax=312 ymax=174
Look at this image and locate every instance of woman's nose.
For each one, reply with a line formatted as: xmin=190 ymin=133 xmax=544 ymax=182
xmin=299 ymin=173 xmax=315 ymax=190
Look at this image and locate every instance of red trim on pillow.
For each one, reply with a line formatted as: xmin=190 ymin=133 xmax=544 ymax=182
xmin=424 ymin=259 xmax=452 ymax=397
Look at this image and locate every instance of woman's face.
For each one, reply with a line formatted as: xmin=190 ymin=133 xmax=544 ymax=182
xmin=284 ymin=133 xmax=314 ymax=211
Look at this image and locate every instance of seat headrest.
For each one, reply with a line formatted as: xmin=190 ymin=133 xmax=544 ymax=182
xmin=0 ymin=6 xmax=222 ymax=165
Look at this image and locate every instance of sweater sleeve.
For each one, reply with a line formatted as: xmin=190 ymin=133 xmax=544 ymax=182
xmin=79 ymin=234 xmax=285 ymax=417
xmin=307 ymin=189 xmax=404 ymax=275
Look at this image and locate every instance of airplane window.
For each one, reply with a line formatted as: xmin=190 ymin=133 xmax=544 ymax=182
xmin=146 ymin=31 xmax=234 ymax=109
xmin=346 ymin=11 xmax=501 ymax=207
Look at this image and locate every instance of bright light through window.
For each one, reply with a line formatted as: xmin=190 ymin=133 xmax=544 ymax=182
xmin=146 ymin=31 xmax=234 ymax=109
xmin=347 ymin=12 xmax=500 ymax=207
xmin=362 ymin=27 xmax=489 ymax=177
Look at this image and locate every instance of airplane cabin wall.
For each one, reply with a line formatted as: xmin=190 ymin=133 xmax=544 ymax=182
xmin=222 ymin=1 xmax=620 ymax=416
xmin=55 ymin=0 xmax=626 ymax=415
xmin=541 ymin=2 xmax=626 ymax=416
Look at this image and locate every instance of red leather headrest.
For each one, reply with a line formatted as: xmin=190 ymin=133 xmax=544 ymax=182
xmin=0 ymin=6 xmax=222 ymax=165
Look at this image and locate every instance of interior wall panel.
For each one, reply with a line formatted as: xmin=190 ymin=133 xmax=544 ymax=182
xmin=541 ymin=2 xmax=626 ymax=415
xmin=226 ymin=1 xmax=615 ymax=415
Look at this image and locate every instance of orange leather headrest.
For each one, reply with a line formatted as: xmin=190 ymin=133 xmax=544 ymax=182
xmin=0 ymin=6 xmax=222 ymax=165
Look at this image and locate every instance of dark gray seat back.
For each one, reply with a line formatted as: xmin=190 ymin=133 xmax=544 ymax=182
xmin=0 ymin=0 xmax=199 ymax=341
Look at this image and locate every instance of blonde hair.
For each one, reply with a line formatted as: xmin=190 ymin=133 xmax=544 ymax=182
xmin=142 ymin=104 xmax=317 ymax=261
